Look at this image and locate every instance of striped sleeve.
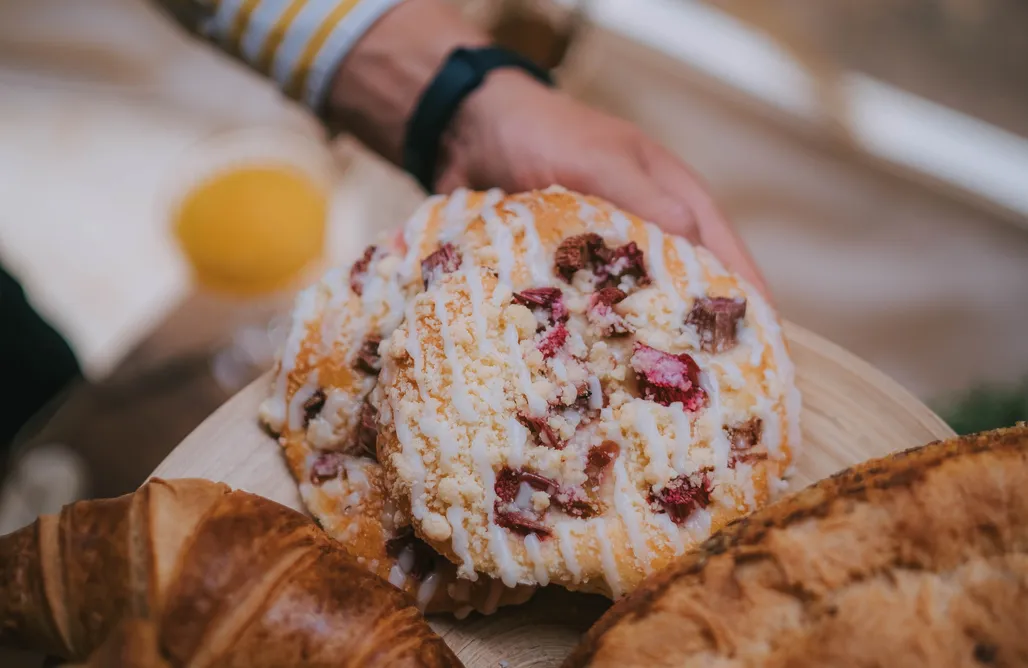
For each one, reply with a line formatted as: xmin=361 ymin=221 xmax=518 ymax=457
xmin=157 ymin=0 xmax=405 ymax=112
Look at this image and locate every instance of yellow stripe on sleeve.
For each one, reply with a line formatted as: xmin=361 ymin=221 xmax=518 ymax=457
xmin=282 ymin=0 xmax=361 ymax=101
xmin=254 ymin=0 xmax=310 ymax=75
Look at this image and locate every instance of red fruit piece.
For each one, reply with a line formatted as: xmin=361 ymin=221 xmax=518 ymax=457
xmin=649 ymin=472 xmax=713 ymax=524
xmin=630 ymin=342 xmax=707 ymax=411
xmin=517 ymin=412 xmax=565 ymax=449
xmin=586 ymin=440 xmax=620 ymax=478
xmin=310 ymin=451 xmax=345 ymax=485
xmin=302 ymin=389 xmax=326 ymax=427
xmin=384 ymin=527 xmax=437 ymax=580
xmin=421 ymin=243 xmax=462 ymax=288
xmin=552 ymin=488 xmax=596 ymax=518
xmin=726 ymin=417 xmax=765 ymax=467
xmin=513 ymin=287 xmax=569 ymax=326
xmin=554 ymin=233 xmax=609 ymax=281
xmin=600 ymin=241 xmax=650 ymax=288
xmin=494 ymin=508 xmax=552 ymax=537
xmin=537 ymin=322 xmax=570 ymax=359
xmin=349 ymin=245 xmax=377 ymax=296
xmin=587 ymin=287 xmax=633 ymax=336
xmin=354 ymin=400 xmax=378 ymax=460
xmin=687 ymin=297 xmax=747 ymax=353
xmin=355 ymin=336 xmax=382 ymax=374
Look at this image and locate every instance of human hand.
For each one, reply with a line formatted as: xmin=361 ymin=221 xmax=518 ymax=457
xmin=435 ymin=70 xmax=768 ymax=295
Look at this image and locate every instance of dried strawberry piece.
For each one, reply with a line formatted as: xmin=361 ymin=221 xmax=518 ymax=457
xmin=537 ymin=322 xmax=570 ymax=359
xmin=349 ymin=245 xmax=377 ymax=296
xmin=517 ymin=412 xmax=565 ymax=449
xmin=385 ymin=527 xmax=437 ymax=580
xmin=354 ymin=400 xmax=378 ymax=459
xmin=687 ymin=297 xmax=747 ymax=353
xmin=586 ymin=440 xmax=620 ymax=479
xmin=587 ymin=287 xmax=633 ymax=336
xmin=649 ymin=472 xmax=713 ymax=524
xmin=494 ymin=466 xmax=522 ymax=502
xmin=630 ymin=342 xmax=707 ymax=411
xmin=310 ymin=451 xmax=345 ymax=485
xmin=354 ymin=336 xmax=382 ymax=375
xmin=513 ymin=287 xmax=569 ymax=325
xmin=494 ymin=508 xmax=551 ymax=537
xmin=554 ymin=233 xmax=608 ymax=281
xmin=553 ymin=488 xmax=596 ymax=518
xmin=600 ymin=241 xmax=650 ymax=288
xmin=726 ymin=417 xmax=765 ymax=467
xmin=421 ymin=243 xmax=462 ymax=289
xmin=302 ymin=389 xmax=326 ymax=427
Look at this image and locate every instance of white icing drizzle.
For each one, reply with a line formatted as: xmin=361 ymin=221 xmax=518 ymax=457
xmin=461 ymin=259 xmax=492 ymax=356
xmin=699 ymin=369 xmax=732 ymax=472
xmin=398 ymin=300 xmax=431 ymax=521
xmin=550 ymin=356 xmax=568 ymax=382
xmin=401 ymin=195 xmax=442 ymax=281
xmin=556 ymin=523 xmax=582 ymax=584
xmin=483 ymin=187 xmax=505 ymax=209
xmin=609 ymin=209 xmax=633 ymax=240
xmin=576 ymin=196 xmax=601 ymax=226
xmin=523 ymin=534 xmax=550 ymax=586
xmin=268 ymin=284 xmax=321 ymax=428
xmin=505 ymin=200 xmax=549 ymax=285
xmin=633 ymin=401 xmax=671 ymax=485
xmin=504 ymin=324 xmax=548 ymax=416
xmin=419 ymin=406 xmax=459 ymax=464
xmin=587 ymin=375 xmax=603 ymax=410
xmin=593 ymin=519 xmax=623 ymax=598
xmin=489 ymin=524 xmax=521 ymax=588
xmin=416 ymin=572 xmax=440 ymax=610
xmin=481 ymin=203 xmax=517 ymax=304
xmin=671 ymin=236 xmax=708 ymax=298
xmin=446 ymin=505 xmax=477 ymax=579
xmin=684 ymin=507 xmax=713 ymax=541
xmin=440 ymin=187 xmax=470 ymax=240
xmin=388 ymin=563 xmax=407 ymax=588
xmin=482 ymin=578 xmax=505 ymax=615
xmin=433 ymin=290 xmax=477 ymax=422
xmin=287 ymin=371 xmax=321 ymax=431
xmin=645 ymin=224 xmax=688 ymax=323
xmin=506 ymin=417 xmax=528 ymax=468
xmin=471 ymin=430 xmax=522 ymax=587
xmin=669 ymin=408 xmax=694 ymax=475
xmin=654 ymin=513 xmax=686 ymax=556
xmin=612 ymin=455 xmax=653 ymax=571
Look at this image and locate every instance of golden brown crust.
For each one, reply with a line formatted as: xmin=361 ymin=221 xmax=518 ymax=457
xmin=0 ymin=478 xmax=461 ymax=667
xmin=564 ymin=425 xmax=1028 ymax=667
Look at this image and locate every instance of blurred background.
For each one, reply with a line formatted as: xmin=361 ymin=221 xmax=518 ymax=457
xmin=1 ymin=0 xmax=1027 ymax=594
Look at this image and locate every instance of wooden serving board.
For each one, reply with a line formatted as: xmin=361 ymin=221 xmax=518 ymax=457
xmin=152 ymin=321 xmax=955 ymax=667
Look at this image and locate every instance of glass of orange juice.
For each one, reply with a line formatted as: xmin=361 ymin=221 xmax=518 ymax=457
xmin=164 ymin=125 xmax=338 ymax=391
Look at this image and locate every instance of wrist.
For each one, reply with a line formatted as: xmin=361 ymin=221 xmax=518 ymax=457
xmin=326 ymin=0 xmax=488 ymax=164
xmin=436 ymin=69 xmax=554 ymax=191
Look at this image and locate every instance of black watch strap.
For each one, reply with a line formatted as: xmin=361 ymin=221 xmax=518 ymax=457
xmin=403 ymin=46 xmax=554 ymax=193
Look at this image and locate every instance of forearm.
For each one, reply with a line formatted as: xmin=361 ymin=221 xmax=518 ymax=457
xmin=326 ymin=0 xmax=488 ymax=165
xmin=156 ymin=0 xmax=487 ymax=165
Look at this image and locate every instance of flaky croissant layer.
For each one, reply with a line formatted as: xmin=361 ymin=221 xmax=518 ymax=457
xmin=0 ymin=477 xmax=461 ymax=667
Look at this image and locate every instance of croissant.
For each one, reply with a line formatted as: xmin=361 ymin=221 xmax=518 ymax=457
xmin=0 ymin=477 xmax=461 ymax=667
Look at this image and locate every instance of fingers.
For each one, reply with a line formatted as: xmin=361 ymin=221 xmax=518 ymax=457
xmin=579 ymin=154 xmax=702 ymax=247
xmin=643 ymin=146 xmax=771 ymax=298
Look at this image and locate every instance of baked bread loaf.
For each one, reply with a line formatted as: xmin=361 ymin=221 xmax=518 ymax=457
xmin=259 ymin=188 xmax=533 ymax=616
xmin=0 ymin=478 xmax=460 ymax=667
xmin=564 ymin=425 xmax=1028 ymax=667
xmin=375 ymin=187 xmax=800 ymax=598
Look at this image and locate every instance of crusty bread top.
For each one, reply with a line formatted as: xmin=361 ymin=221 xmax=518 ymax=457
xmin=564 ymin=425 xmax=1028 ymax=668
